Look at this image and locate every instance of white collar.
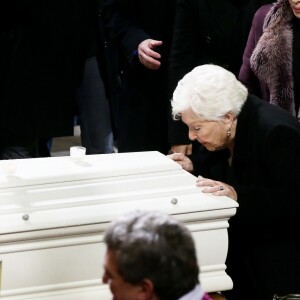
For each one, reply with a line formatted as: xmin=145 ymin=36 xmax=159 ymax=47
xmin=178 ymin=284 xmax=205 ymax=300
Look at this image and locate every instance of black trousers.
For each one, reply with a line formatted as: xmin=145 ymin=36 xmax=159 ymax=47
xmin=76 ymin=56 xmax=113 ymax=154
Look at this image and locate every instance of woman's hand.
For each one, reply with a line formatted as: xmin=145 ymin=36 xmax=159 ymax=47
xmin=170 ymin=144 xmax=192 ymax=155
xmin=167 ymin=153 xmax=194 ymax=173
xmin=196 ymin=176 xmax=237 ymax=201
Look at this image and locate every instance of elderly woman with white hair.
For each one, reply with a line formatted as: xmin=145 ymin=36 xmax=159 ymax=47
xmin=169 ymin=64 xmax=300 ymax=300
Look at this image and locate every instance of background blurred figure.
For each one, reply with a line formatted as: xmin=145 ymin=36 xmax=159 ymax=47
xmin=168 ymin=0 xmax=274 ymax=155
xmin=0 ymin=0 xmax=113 ymax=159
xmin=104 ymin=0 xmax=176 ymax=154
xmin=0 ymin=11 xmax=13 ymax=117
xmin=75 ymin=0 xmax=114 ymax=154
xmin=103 ymin=210 xmax=214 ymax=300
xmin=239 ymin=0 xmax=300 ymax=120
xmin=169 ymin=65 xmax=300 ymax=300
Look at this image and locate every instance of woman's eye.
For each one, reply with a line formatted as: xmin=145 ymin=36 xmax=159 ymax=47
xmin=193 ymin=127 xmax=201 ymax=131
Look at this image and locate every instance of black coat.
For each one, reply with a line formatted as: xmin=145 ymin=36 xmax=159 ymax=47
xmin=192 ymin=95 xmax=300 ymax=299
xmin=168 ymin=0 xmax=274 ymax=145
xmin=0 ymin=0 xmax=110 ymax=140
xmin=104 ymin=0 xmax=177 ymax=154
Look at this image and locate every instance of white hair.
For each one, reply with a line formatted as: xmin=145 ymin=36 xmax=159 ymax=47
xmin=171 ymin=64 xmax=248 ymax=121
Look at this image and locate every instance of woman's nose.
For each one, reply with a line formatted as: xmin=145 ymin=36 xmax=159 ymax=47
xmin=188 ymin=129 xmax=197 ymax=141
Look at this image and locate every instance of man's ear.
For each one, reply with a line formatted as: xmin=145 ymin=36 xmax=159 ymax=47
xmin=137 ymin=279 xmax=156 ymax=300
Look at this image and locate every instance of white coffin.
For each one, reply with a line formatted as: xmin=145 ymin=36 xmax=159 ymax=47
xmin=0 ymin=151 xmax=238 ymax=300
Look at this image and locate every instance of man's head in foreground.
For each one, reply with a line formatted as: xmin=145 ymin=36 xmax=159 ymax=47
xmin=103 ymin=210 xmax=200 ymax=300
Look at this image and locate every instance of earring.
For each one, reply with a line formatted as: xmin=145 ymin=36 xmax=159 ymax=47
xmin=226 ymin=128 xmax=231 ymax=137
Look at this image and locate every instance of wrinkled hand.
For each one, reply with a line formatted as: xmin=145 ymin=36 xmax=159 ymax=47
xmin=138 ymin=39 xmax=162 ymax=70
xmin=167 ymin=152 xmax=193 ymax=173
xmin=171 ymin=144 xmax=192 ymax=155
xmin=196 ymin=176 xmax=237 ymax=201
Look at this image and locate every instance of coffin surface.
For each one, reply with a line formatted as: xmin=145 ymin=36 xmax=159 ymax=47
xmin=0 ymin=151 xmax=238 ymax=299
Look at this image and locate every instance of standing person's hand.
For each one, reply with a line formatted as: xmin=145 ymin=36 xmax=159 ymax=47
xmin=138 ymin=39 xmax=163 ymax=70
xmin=171 ymin=144 xmax=192 ymax=155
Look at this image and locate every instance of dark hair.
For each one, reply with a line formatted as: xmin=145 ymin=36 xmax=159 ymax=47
xmin=104 ymin=210 xmax=199 ymax=300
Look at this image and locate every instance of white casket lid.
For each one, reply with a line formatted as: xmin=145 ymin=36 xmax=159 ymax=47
xmin=0 ymin=151 xmax=182 ymax=188
xmin=0 ymin=151 xmax=238 ymax=236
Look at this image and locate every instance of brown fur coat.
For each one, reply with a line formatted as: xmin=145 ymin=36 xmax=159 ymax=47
xmin=250 ymin=0 xmax=297 ymax=116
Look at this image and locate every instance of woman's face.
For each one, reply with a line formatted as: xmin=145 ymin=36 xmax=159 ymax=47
xmin=289 ymin=0 xmax=300 ymax=18
xmin=181 ymin=109 xmax=231 ymax=152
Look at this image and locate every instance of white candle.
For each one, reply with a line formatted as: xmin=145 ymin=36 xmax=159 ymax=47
xmin=70 ymin=146 xmax=86 ymax=160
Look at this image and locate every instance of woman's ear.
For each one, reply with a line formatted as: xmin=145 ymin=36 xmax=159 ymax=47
xmin=223 ymin=112 xmax=234 ymax=124
xmin=137 ymin=279 xmax=156 ymax=300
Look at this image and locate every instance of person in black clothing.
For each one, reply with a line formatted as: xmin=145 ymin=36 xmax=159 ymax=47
xmin=0 ymin=0 xmax=113 ymax=159
xmin=76 ymin=0 xmax=114 ymax=154
xmin=168 ymin=0 xmax=274 ymax=155
xmin=104 ymin=0 xmax=177 ymax=154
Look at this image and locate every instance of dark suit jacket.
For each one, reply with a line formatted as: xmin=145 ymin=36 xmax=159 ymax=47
xmin=191 ymin=95 xmax=300 ymax=299
xmin=0 ymin=0 xmax=110 ymax=141
xmin=168 ymin=0 xmax=274 ymax=145
xmin=104 ymin=0 xmax=176 ymax=153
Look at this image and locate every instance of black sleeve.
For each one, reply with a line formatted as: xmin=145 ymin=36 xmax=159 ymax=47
xmin=168 ymin=0 xmax=203 ymax=145
xmin=234 ymin=125 xmax=300 ymax=222
xmin=103 ymin=0 xmax=149 ymax=60
xmin=189 ymin=146 xmax=230 ymax=180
